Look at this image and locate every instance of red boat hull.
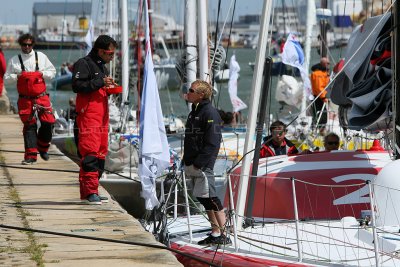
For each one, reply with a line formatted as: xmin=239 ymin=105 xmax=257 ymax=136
xmin=225 ymin=151 xmax=391 ymax=220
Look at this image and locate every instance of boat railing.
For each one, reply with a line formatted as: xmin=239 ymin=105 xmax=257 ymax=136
xmin=161 ymin=167 xmax=400 ymax=265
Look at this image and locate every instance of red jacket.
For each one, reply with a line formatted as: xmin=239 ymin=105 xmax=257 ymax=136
xmin=0 ymin=51 xmax=5 ymax=78
xmin=259 ymin=136 xmax=298 ymax=158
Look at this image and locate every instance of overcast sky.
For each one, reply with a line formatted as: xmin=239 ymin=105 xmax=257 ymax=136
xmin=0 ymin=0 xmax=265 ymax=26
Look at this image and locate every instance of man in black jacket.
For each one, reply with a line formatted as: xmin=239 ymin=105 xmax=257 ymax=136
xmin=183 ymin=80 xmax=231 ymax=246
xmin=72 ymin=35 xmax=117 ymax=205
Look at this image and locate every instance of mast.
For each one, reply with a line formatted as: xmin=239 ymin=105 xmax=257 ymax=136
xmin=394 ymin=0 xmax=400 ymax=159
xmin=120 ymin=0 xmax=129 ymax=105
xmin=185 ymin=0 xmax=197 ymax=88
xmin=302 ymin=0 xmax=316 ymax=115
xmin=319 ymin=0 xmax=328 ymax=58
xmin=244 ymin=57 xmax=273 ymax=225
xmin=198 ymin=0 xmax=208 ymax=81
xmin=304 ymin=0 xmax=315 ymax=72
xmin=108 ymin=0 xmax=115 ymax=77
xmin=236 ymin=0 xmax=273 ymax=229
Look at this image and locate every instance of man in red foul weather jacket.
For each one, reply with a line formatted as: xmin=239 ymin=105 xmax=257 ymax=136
xmin=72 ymin=35 xmax=118 ymax=204
xmin=0 ymin=46 xmax=6 ymax=96
xmin=4 ymin=33 xmax=56 ymax=165
xmin=259 ymin=120 xmax=299 ymax=158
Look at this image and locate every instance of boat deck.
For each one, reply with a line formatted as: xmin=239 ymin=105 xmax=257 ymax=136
xmin=0 ymin=115 xmax=182 ymax=266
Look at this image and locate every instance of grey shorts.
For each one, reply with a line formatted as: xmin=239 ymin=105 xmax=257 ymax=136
xmin=184 ymin=165 xmax=217 ymax=198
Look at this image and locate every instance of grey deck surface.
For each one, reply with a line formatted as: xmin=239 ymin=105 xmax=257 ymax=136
xmin=0 ymin=115 xmax=182 ymax=267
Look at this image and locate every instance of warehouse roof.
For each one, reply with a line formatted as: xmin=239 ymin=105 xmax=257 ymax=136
xmin=33 ymin=2 xmax=91 ymax=16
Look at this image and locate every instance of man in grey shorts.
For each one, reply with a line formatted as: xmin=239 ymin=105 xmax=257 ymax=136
xmin=183 ymin=80 xmax=231 ymax=246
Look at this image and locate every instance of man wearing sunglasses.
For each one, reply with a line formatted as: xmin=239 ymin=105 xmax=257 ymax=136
xmin=183 ymin=80 xmax=231 ymax=246
xmin=72 ymin=35 xmax=117 ymax=205
xmin=259 ymin=120 xmax=299 ymax=158
xmin=323 ymin=132 xmax=340 ymax=152
xmin=4 ymin=33 xmax=56 ymax=165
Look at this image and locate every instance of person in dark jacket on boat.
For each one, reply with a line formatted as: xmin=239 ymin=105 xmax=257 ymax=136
xmin=323 ymin=132 xmax=340 ymax=152
xmin=183 ymin=80 xmax=231 ymax=246
xmin=259 ymin=120 xmax=299 ymax=158
xmin=72 ymin=35 xmax=117 ymax=205
xmin=4 ymin=33 xmax=56 ymax=165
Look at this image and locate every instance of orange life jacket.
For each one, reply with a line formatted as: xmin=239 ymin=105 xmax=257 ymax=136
xmin=310 ymin=69 xmax=329 ymax=100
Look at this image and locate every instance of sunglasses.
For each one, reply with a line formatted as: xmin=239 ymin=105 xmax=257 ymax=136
xmin=102 ymin=49 xmax=115 ymax=55
xmin=21 ymin=43 xmax=33 ymax=47
xmin=327 ymin=141 xmax=339 ymax=145
xmin=188 ymin=88 xmax=197 ymax=93
xmin=272 ymin=129 xmax=285 ymax=135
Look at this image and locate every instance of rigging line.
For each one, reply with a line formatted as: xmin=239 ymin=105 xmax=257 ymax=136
xmin=371 ymin=0 xmax=374 ymax=17
xmin=225 ymin=132 xmax=284 ymax=175
xmin=0 ymin=224 xmax=220 ymax=267
xmin=338 ymin=0 xmax=349 ymax=59
xmin=0 ymin=160 xmax=141 ymax=182
xmin=373 ymin=182 xmax=400 ymax=193
xmin=212 ymin=0 xmax=222 ymax=87
xmin=0 ymin=149 xmax=68 ymax=156
xmin=237 ymin=233 xmax=292 ymax=250
xmin=281 ymin=0 xmax=287 ymax=36
xmin=215 ymin=0 xmax=237 ymax=110
xmin=285 ymin=222 xmax=400 ymax=261
xmin=294 ymin=178 xmax=365 ymax=188
xmin=238 ymin=235 xmax=338 ymax=262
xmin=52 ymin=0 xmax=69 ymax=96
xmin=235 ymin=234 xmax=300 ymax=258
xmin=0 ymin=163 xmax=79 ymax=173
xmin=209 ymin=0 xmax=235 ymax=76
xmin=285 ymin=2 xmax=394 ymax=130
xmin=288 ymin=0 xmax=300 ymax=35
xmin=0 ymin=148 xmax=141 ymax=180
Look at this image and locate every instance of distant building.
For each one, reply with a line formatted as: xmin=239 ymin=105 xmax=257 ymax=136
xmin=32 ymin=2 xmax=92 ymax=43
xmin=272 ymin=7 xmax=304 ymax=35
xmin=0 ymin=25 xmax=29 ymax=47
xmin=238 ymin=15 xmax=260 ymax=24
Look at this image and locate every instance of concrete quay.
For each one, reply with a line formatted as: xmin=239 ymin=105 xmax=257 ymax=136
xmin=0 ymin=115 xmax=182 ymax=267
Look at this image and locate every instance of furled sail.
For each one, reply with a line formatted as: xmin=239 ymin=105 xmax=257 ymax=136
xmin=330 ymin=13 xmax=392 ymax=132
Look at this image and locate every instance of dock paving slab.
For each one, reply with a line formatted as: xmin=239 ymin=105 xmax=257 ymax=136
xmin=0 ymin=115 xmax=182 ymax=267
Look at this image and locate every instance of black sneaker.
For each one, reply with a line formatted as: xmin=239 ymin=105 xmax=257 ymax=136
xmin=21 ymin=158 xmax=37 ymax=165
xmin=82 ymin=194 xmax=102 ymax=205
xmin=99 ymin=195 xmax=109 ymax=203
xmin=197 ymin=235 xmax=218 ymax=245
xmin=39 ymin=152 xmax=49 ymax=161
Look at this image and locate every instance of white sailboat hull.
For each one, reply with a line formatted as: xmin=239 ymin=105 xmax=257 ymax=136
xmin=166 ymin=151 xmax=399 ymax=267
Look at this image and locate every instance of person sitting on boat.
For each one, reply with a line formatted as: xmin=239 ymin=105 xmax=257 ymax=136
xmin=259 ymin=120 xmax=299 ymax=158
xmin=183 ymin=80 xmax=231 ymax=246
xmin=4 ymin=33 xmax=56 ymax=165
xmin=60 ymin=63 xmax=67 ymax=75
xmin=218 ymin=109 xmax=234 ymax=126
xmin=59 ymin=62 xmax=70 ymax=76
xmin=310 ymin=57 xmax=330 ymax=134
xmin=323 ymin=132 xmax=340 ymax=152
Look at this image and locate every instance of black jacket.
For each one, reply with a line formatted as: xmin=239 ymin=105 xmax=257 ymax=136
xmin=183 ymin=100 xmax=222 ymax=170
xmin=72 ymin=51 xmax=109 ymax=93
